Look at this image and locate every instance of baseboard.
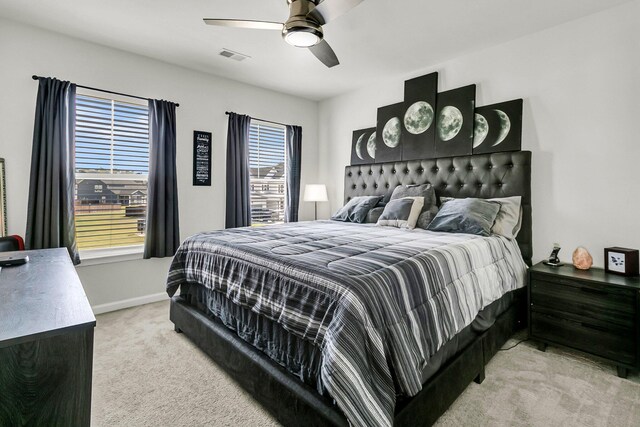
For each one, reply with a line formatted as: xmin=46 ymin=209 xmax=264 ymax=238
xmin=91 ymin=292 xmax=168 ymax=315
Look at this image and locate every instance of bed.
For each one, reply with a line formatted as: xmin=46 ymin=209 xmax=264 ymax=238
xmin=168 ymin=151 xmax=532 ymax=426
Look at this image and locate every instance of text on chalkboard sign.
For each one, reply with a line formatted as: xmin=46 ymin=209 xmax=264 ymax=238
xmin=193 ymin=131 xmax=212 ymax=186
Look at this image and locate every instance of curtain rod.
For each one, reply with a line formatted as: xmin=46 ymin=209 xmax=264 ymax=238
xmin=225 ymin=111 xmax=294 ymax=128
xmin=32 ymin=75 xmax=180 ymax=107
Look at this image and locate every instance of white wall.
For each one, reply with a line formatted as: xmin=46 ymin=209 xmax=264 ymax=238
xmin=318 ymin=1 xmax=640 ymax=267
xmin=0 ymin=18 xmax=319 ymax=308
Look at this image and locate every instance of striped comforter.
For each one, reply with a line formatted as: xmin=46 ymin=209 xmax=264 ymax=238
xmin=166 ymin=221 xmax=527 ymax=427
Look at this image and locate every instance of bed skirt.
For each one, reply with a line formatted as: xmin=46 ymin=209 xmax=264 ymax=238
xmin=169 ymin=287 xmax=526 ymax=426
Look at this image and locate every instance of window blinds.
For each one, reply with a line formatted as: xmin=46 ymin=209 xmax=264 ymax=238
xmin=74 ymin=93 xmax=149 ymax=250
xmin=249 ymin=122 xmax=286 ymax=225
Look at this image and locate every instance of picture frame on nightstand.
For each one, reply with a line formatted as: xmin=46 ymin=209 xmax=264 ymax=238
xmin=604 ymin=247 xmax=639 ymax=277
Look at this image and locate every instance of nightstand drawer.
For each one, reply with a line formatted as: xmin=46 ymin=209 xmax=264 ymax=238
xmin=531 ymin=312 xmax=636 ymax=365
xmin=530 ymin=278 xmax=635 ymax=327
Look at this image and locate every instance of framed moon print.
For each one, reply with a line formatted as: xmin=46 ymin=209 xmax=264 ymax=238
xmin=435 ymin=84 xmax=475 ymax=158
xmin=350 ymin=127 xmax=376 ymax=165
xmin=473 ymin=99 xmax=523 ymax=155
xmin=402 ymin=72 xmax=438 ymax=161
xmin=376 ymin=102 xmax=404 ymax=163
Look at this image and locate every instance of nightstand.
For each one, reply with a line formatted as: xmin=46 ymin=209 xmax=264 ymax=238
xmin=529 ymin=262 xmax=640 ymax=378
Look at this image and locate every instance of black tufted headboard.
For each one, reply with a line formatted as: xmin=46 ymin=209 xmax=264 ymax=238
xmin=343 ymin=151 xmax=532 ymax=265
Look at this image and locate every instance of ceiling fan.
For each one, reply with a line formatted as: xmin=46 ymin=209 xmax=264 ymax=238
xmin=203 ymin=0 xmax=364 ymax=68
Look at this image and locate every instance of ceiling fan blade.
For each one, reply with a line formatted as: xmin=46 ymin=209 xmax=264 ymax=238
xmin=308 ymin=39 xmax=340 ymax=68
xmin=203 ymin=19 xmax=283 ymax=30
xmin=310 ymin=0 xmax=364 ymax=25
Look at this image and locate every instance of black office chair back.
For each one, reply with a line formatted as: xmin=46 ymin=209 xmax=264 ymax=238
xmin=0 ymin=236 xmax=23 ymax=252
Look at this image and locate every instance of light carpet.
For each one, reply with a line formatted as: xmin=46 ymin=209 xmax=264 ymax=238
xmin=92 ymin=301 xmax=640 ymax=426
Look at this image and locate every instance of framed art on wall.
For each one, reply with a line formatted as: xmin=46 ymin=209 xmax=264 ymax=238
xmin=402 ymin=72 xmax=438 ymax=161
xmin=473 ymin=99 xmax=523 ymax=155
xmin=435 ymin=84 xmax=475 ymax=158
xmin=193 ymin=131 xmax=212 ymax=186
xmin=376 ymin=102 xmax=404 ymax=163
xmin=350 ymin=127 xmax=376 ymax=165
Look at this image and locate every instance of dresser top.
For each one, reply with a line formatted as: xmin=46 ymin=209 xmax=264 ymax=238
xmin=0 ymin=248 xmax=96 ymax=348
xmin=531 ymin=262 xmax=640 ymax=290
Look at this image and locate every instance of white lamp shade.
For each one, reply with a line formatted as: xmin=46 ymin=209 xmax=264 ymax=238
xmin=303 ymin=184 xmax=328 ymax=202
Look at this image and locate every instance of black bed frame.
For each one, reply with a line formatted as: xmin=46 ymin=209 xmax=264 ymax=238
xmin=170 ymin=151 xmax=532 ymax=426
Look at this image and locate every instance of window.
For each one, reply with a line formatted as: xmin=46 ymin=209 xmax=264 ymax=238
xmin=249 ymin=121 xmax=286 ymax=225
xmin=74 ymin=92 xmax=149 ymax=250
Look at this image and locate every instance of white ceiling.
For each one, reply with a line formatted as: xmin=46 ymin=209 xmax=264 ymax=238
xmin=0 ymin=0 xmax=630 ymax=101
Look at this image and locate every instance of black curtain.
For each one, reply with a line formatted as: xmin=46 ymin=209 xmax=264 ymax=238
xmin=144 ymin=99 xmax=180 ymax=258
xmin=26 ymin=77 xmax=79 ymax=264
xmin=285 ymin=125 xmax=302 ymax=223
xmin=225 ymin=113 xmax=252 ymax=228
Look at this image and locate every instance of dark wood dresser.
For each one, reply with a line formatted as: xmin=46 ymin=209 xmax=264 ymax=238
xmin=529 ymin=262 xmax=640 ymax=378
xmin=0 ymin=248 xmax=96 ymax=426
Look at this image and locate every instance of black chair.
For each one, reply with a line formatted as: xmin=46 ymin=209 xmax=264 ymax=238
xmin=0 ymin=235 xmax=24 ymax=252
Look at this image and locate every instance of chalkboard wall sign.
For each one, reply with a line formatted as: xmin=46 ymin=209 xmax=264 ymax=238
xmin=193 ymin=131 xmax=212 ymax=186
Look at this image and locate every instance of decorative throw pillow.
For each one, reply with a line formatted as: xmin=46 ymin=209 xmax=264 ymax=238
xmin=331 ymin=196 xmax=382 ymax=223
xmin=390 ymin=184 xmax=438 ymax=229
xmin=489 ymin=196 xmax=522 ymax=239
xmin=427 ymin=198 xmax=500 ymax=236
xmin=366 ymin=206 xmax=385 ymax=224
xmin=376 ymin=197 xmax=424 ymax=229
xmin=439 ymin=196 xmax=522 ymax=239
xmin=415 ymin=208 xmax=439 ymax=230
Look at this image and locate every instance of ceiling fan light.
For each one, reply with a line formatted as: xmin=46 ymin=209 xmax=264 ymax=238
xmin=284 ymin=30 xmax=321 ymax=47
xmin=282 ymin=17 xmax=323 ymax=48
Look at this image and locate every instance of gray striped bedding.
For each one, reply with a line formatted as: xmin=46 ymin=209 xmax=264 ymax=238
xmin=166 ymin=221 xmax=528 ymax=427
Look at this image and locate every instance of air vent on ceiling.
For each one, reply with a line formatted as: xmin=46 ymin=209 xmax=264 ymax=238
xmin=219 ymin=48 xmax=251 ymax=62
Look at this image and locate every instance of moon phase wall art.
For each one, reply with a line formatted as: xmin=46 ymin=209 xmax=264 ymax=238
xmin=402 ymin=72 xmax=438 ymax=161
xmin=473 ymin=99 xmax=523 ymax=154
xmin=350 ymin=127 xmax=377 ymax=165
xmin=435 ymin=84 xmax=476 ymax=158
xmin=347 ymin=73 xmax=525 ymax=165
xmin=375 ymin=102 xmax=405 ymax=163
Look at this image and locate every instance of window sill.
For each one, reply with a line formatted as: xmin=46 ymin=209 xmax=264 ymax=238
xmin=78 ymin=245 xmax=144 ymax=267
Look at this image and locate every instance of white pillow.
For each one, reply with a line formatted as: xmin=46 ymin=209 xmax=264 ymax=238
xmin=489 ymin=196 xmax=522 ymax=239
xmin=376 ymin=197 xmax=424 ymax=229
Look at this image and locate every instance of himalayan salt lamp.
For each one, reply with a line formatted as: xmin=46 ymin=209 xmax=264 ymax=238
xmin=572 ymin=246 xmax=593 ymax=270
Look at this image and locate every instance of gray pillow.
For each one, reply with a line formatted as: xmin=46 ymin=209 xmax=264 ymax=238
xmin=427 ymin=198 xmax=501 ymax=236
xmin=331 ymin=196 xmax=382 ymax=223
xmin=376 ymin=197 xmax=424 ymax=229
xmin=390 ymin=184 xmax=438 ymax=229
xmin=366 ymin=206 xmax=385 ymax=224
xmin=416 ymin=208 xmax=439 ymax=230
xmin=439 ymin=196 xmax=522 ymax=239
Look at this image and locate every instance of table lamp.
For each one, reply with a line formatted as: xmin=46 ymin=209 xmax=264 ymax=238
xmin=303 ymin=184 xmax=328 ymax=220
